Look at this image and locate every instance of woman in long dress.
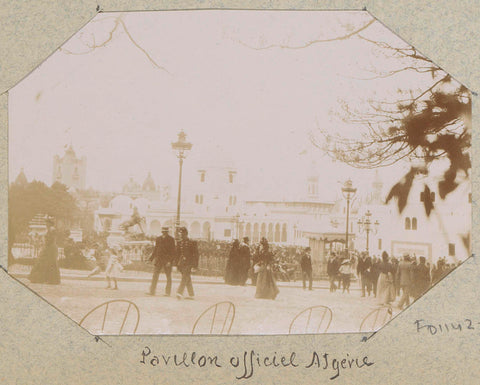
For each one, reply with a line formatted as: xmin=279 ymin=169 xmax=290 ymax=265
xmin=255 ymin=238 xmax=279 ymax=300
xmin=29 ymin=221 xmax=61 ymax=285
xmin=376 ymin=251 xmax=396 ymax=306
xmin=224 ymin=239 xmax=241 ymax=285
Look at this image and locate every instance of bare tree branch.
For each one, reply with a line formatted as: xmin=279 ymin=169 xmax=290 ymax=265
xmin=59 ymin=16 xmax=170 ymax=74
xmin=235 ymin=19 xmax=376 ymax=50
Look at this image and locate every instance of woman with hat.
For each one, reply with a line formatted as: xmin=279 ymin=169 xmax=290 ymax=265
xmin=29 ymin=217 xmax=61 ymax=285
xmin=376 ymin=251 xmax=396 ymax=305
xmin=254 ymin=237 xmax=279 ymax=300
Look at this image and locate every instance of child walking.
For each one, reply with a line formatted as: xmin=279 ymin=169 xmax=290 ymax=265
xmin=105 ymin=248 xmax=123 ymax=290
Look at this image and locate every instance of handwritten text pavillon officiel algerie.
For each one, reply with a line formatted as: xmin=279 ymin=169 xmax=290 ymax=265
xmin=140 ymin=347 xmax=374 ymax=380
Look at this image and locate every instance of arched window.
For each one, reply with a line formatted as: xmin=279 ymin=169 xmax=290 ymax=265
xmin=238 ymin=223 xmax=244 ymax=240
xmin=190 ymin=221 xmax=201 ymax=238
xmin=274 ymin=223 xmax=281 ymax=242
xmin=202 ymin=222 xmax=211 ymax=240
xmin=412 ymin=217 xmax=417 ymax=230
xmin=260 ymin=223 xmax=267 ymax=239
xmin=149 ymin=220 xmax=162 ymax=235
xmin=405 ymin=217 xmax=411 ymax=230
xmin=267 ymin=223 xmax=274 ymax=242
xmin=281 ymin=223 xmax=287 ymax=242
xmin=245 ymin=223 xmax=252 ymax=240
xmin=253 ymin=223 xmax=260 ymax=243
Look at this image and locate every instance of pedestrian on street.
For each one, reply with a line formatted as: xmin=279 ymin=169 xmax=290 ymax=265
xmin=255 ymin=237 xmax=279 ymax=300
xmin=105 ymin=248 xmax=123 ymax=290
xmin=396 ymin=253 xmax=412 ymax=309
xmin=339 ymin=257 xmax=353 ymax=293
xmin=411 ymin=256 xmax=431 ymax=300
xmin=29 ymin=217 xmax=61 ymax=285
xmin=239 ymin=237 xmax=251 ymax=286
xmin=175 ymin=227 xmax=199 ymax=300
xmin=147 ymin=227 xmax=176 ymax=296
xmin=224 ymin=239 xmax=241 ymax=285
xmin=376 ymin=251 xmax=395 ymax=306
xmin=357 ymin=252 xmax=372 ymax=297
xmin=87 ymin=243 xmax=106 ymax=277
xmin=300 ymin=247 xmax=313 ymax=290
xmin=327 ymin=252 xmax=339 ymax=292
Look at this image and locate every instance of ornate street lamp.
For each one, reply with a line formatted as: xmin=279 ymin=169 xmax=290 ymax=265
xmin=171 ymin=130 xmax=192 ymax=238
xmin=341 ymin=179 xmax=357 ymax=256
xmin=357 ymin=210 xmax=379 ymax=254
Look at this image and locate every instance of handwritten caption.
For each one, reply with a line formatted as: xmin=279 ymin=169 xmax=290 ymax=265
xmin=140 ymin=347 xmax=373 ymax=380
xmin=415 ymin=319 xmax=479 ymax=335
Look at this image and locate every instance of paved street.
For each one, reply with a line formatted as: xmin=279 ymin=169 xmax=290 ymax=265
xmin=15 ymin=269 xmax=400 ymax=335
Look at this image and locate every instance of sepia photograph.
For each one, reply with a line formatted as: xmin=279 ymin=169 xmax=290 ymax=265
xmin=7 ymin=10 xmax=471 ymax=335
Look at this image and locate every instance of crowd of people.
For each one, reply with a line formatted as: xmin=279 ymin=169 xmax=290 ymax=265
xmin=27 ymin=221 xmax=459 ymax=307
xmin=327 ymin=250 xmax=459 ymax=309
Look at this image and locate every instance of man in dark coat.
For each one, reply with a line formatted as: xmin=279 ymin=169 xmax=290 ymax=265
xmin=396 ymin=254 xmax=412 ymax=309
xmin=147 ymin=227 xmax=176 ymax=296
xmin=412 ymin=256 xmax=431 ymax=300
xmin=356 ymin=252 xmax=372 ymax=297
xmin=300 ymin=247 xmax=313 ymax=290
xmin=175 ymin=227 xmax=199 ymax=300
xmin=239 ymin=237 xmax=252 ymax=286
xmin=327 ymin=252 xmax=339 ymax=292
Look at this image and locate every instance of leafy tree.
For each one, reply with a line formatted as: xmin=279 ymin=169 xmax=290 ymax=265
xmin=313 ymin=35 xmax=471 ymax=216
xmin=8 ymin=180 xmax=78 ymax=264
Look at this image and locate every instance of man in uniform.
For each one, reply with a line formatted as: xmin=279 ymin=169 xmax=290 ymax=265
xmin=147 ymin=226 xmax=176 ymax=296
xmin=175 ymin=227 xmax=199 ymax=300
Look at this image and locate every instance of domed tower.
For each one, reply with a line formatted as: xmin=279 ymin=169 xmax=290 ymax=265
xmin=142 ymin=172 xmax=156 ymax=192
xmin=14 ymin=168 xmax=28 ymax=186
xmin=52 ymin=144 xmax=86 ymax=190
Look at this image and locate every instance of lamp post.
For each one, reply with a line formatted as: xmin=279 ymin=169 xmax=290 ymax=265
xmin=357 ymin=210 xmax=379 ymax=254
xmin=341 ymin=179 xmax=357 ymax=256
xmin=171 ymin=130 xmax=192 ymax=238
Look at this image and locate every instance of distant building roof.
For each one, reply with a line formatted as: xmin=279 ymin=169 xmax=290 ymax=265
xmin=142 ymin=172 xmax=156 ymax=192
xmin=14 ymin=168 xmax=28 ymax=186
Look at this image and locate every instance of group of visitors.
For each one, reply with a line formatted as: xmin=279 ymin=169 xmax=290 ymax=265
xmin=327 ymin=252 xmax=355 ymax=294
xmin=328 ymin=249 xmax=446 ymax=309
xmin=147 ymin=226 xmax=199 ymax=300
xmin=224 ymin=237 xmax=280 ymax=299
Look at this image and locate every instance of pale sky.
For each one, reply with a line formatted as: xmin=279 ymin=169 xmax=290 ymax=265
xmin=9 ymin=10 xmax=443 ymax=199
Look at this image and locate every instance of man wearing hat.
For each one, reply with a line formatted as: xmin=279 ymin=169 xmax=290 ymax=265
xmin=147 ymin=226 xmax=176 ymax=296
xmin=300 ymin=247 xmax=313 ymax=290
xmin=396 ymin=253 xmax=412 ymax=309
xmin=174 ymin=226 xmax=199 ymax=300
xmin=239 ymin=237 xmax=252 ymax=286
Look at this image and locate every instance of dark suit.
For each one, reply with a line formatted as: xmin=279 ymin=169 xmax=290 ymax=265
xmin=149 ymin=233 xmax=176 ymax=295
xmin=396 ymin=260 xmax=412 ymax=308
xmin=357 ymin=256 xmax=372 ymax=296
xmin=300 ymin=252 xmax=313 ymax=290
xmin=175 ymin=238 xmax=199 ymax=297
xmin=239 ymin=242 xmax=251 ymax=285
